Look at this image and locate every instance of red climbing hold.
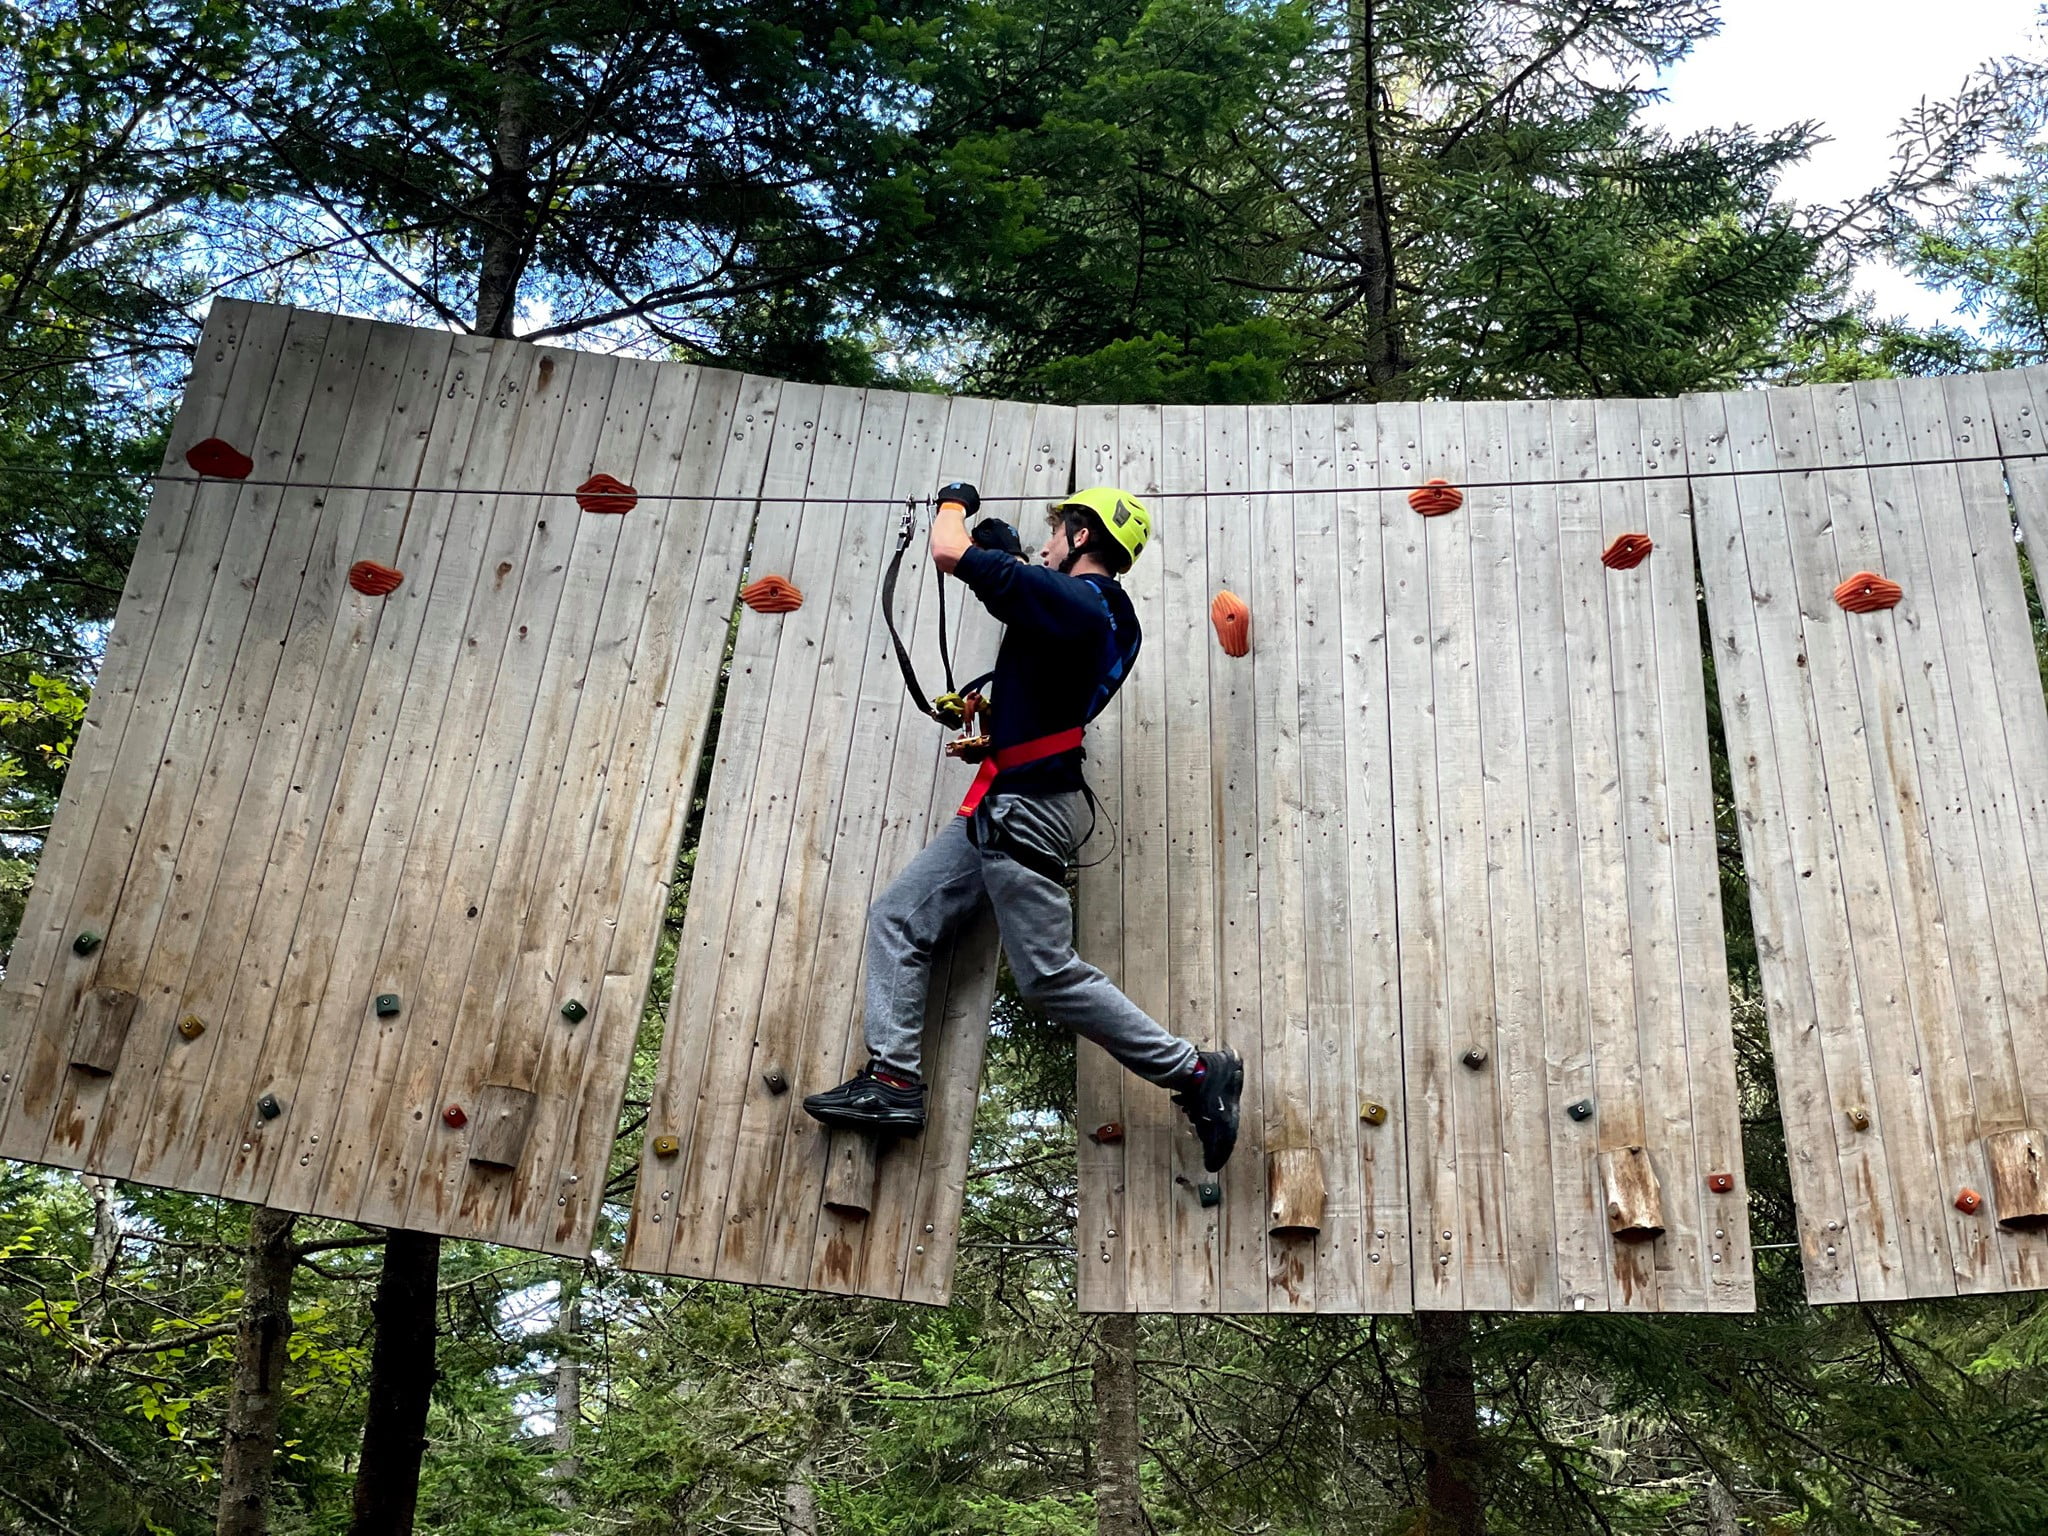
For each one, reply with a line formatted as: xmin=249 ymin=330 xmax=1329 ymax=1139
xmin=1210 ymin=590 xmax=1251 ymax=657
xmin=1956 ymin=1186 xmax=1984 ymax=1215
xmin=1708 ymin=1172 xmax=1735 ymax=1194
xmin=1408 ymin=478 xmax=1463 ymax=516
xmin=185 ymin=437 xmax=254 ymax=479
xmin=1602 ymin=533 xmax=1654 ymax=570
xmin=349 ymin=561 xmax=405 ymax=596
xmin=741 ymin=575 xmax=803 ymax=614
xmin=443 ymin=1104 xmax=468 ymax=1129
xmin=1834 ymin=571 xmax=1903 ymax=613
xmin=576 ymin=473 xmax=637 ymax=514
xmin=1090 ymin=1122 xmax=1126 ymax=1145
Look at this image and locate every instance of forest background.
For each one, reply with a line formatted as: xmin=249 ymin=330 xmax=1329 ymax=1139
xmin=7 ymin=1 xmax=2048 ymax=1532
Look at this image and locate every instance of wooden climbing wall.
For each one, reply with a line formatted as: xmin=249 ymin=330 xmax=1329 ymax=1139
xmin=620 ymin=391 xmax=1076 ymax=1304
xmin=0 ymin=300 xmax=756 ymax=1254
xmin=1076 ymin=399 xmax=1754 ymax=1314
xmin=1689 ymin=372 xmax=2048 ymax=1302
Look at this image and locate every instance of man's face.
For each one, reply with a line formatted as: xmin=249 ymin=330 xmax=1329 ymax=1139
xmin=1040 ymin=514 xmax=1078 ymax=568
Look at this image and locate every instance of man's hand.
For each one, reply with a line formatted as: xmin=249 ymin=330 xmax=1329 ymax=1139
xmin=931 ymin=481 xmax=978 ymax=573
xmin=970 ymin=517 xmax=1023 ymax=558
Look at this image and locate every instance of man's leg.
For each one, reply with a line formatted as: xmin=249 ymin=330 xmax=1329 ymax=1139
xmin=974 ymin=792 xmax=1197 ymax=1084
xmin=861 ymin=815 xmax=988 ymax=1082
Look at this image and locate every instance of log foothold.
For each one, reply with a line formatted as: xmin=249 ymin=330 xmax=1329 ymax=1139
xmin=822 ymin=1129 xmax=880 ymax=1220
xmin=1984 ymin=1128 xmax=2048 ymax=1228
xmin=467 ymin=1084 xmax=537 ymax=1169
xmin=1267 ymin=1147 xmax=1326 ymax=1237
xmin=70 ymin=987 xmax=139 ymax=1076
xmin=1598 ymin=1145 xmax=1665 ymax=1242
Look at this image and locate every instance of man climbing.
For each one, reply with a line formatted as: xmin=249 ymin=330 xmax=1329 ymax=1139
xmin=803 ymin=484 xmax=1244 ymax=1173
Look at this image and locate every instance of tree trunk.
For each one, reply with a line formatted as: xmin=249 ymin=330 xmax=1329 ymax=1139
xmin=348 ymin=1230 xmax=441 ymax=1536
xmin=1415 ymin=1312 xmax=1484 ymax=1536
xmin=1344 ymin=0 xmax=1408 ymax=392
xmin=1092 ymin=1311 xmax=1142 ymax=1536
xmin=779 ymin=1453 xmax=817 ymax=1536
xmin=545 ymin=1273 xmax=581 ymax=1504
xmin=475 ymin=45 xmax=538 ymax=339
xmin=216 ymin=1207 xmax=298 ymax=1536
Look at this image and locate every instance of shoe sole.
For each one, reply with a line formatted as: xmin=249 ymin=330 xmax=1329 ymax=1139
xmin=801 ymin=1102 xmax=926 ymax=1136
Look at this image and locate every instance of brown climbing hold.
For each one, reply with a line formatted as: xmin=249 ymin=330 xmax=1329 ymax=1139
xmin=1602 ymin=532 xmax=1654 ymax=570
xmin=1090 ymin=1122 xmax=1125 ymax=1145
xmin=741 ymin=575 xmax=803 ymax=613
xmin=652 ymin=1135 xmax=680 ymax=1158
xmin=1834 ymin=571 xmax=1903 ymax=613
xmin=1408 ymin=478 xmax=1464 ymax=516
xmin=1956 ymin=1186 xmax=1984 ymax=1214
xmin=576 ymin=473 xmax=637 ymax=514
xmin=185 ymin=437 xmax=253 ymax=479
xmin=178 ymin=1014 xmax=206 ymax=1041
xmin=1708 ymin=1171 xmax=1735 ymax=1194
xmin=349 ymin=561 xmax=404 ymax=596
xmin=443 ymin=1104 xmax=468 ymax=1129
xmin=1210 ymin=590 xmax=1251 ymax=657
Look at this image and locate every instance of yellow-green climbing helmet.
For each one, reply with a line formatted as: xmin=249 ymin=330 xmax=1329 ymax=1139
xmin=1058 ymin=486 xmax=1153 ymax=566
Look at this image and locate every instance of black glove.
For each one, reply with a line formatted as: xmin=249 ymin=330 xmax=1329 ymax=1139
xmin=936 ymin=481 xmax=980 ymax=517
xmin=970 ymin=517 xmax=1023 ymax=558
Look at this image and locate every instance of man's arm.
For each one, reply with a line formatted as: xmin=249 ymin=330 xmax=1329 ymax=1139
xmin=931 ymin=482 xmax=976 ymax=573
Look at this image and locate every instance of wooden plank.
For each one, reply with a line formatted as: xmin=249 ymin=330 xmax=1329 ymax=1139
xmin=1505 ymin=399 xmax=1607 ymax=1310
xmin=1594 ymin=397 xmax=1707 ymax=1309
xmin=1465 ymin=398 xmax=1557 ymax=1311
xmin=493 ymin=366 xmax=758 ymax=1255
xmin=1074 ymin=404 xmax=1130 ymax=1311
xmin=1420 ymin=400 xmax=1510 ymax=1310
xmin=0 ymin=301 xmax=280 ymax=1125
xmin=713 ymin=388 xmax=909 ymax=1286
xmin=1687 ymin=387 xmax=1897 ymax=1302
xmin=1639 ymin=396 xmax=1753 ymax=1311
xmin=1333 ymin=401 xmax=1410 ymax=1312
xmin=660 ymin=382 xmax=863 ymax=1276
xmin=1248 ymin=404 xmax=1314 ymax=1312
xmin=396 ymin=356 xmax=665 ymax=1233
xmin=1158 ymin=404 xmax=1224 ymax=1313
xmin=121 ymin=326 xmax=460 ymax=1193
xmin=1554 ymin=397 xmax=1656 ymax=1309
xmin=282 ymin=342 xmax=598 ymax=1219
xmin=1 ymin=307 xmax=336 ymax=1162
xmin=786 ymin=390 xmax=959 ymax=1294
xmin=1290 ymin=403 xmax=1365 ymax=1313
xmin=1203 ymin=404 xmax=1269 ymax=1312
xmin=1380 ymin=399 xmax=1459 ymax=1309
xmin=73 ymin=319 xmax=428 ymax=1178
xmin=1811 ymin=381 xmax=2004 ymax=1292
xmin=209 ymin=333 xmax=523 ymax=1212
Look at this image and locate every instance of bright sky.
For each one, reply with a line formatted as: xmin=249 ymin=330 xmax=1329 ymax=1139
xmin=1640 ymin=0 xmax=2043 ymax=327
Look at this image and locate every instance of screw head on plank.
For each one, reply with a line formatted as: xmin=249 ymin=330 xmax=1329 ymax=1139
xmin=177 ymin=1014 xmax=206 ymax=1040
xmin=560 ymin=998 xmax=588 ymax=1022
xmin=374 ymin=994 xmax=401 ymax=1018
xmin=72 ymin=931 xmax=101 ymax=955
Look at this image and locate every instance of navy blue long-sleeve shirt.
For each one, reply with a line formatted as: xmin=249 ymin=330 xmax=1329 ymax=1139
xmin=952 ymin=546 xmax=1141 ymax=797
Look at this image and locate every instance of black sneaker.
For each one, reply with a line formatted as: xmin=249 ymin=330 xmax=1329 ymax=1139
xmin=802 ymin=1064 xmax=926 ymax=1135
xmin=1171 ymin=1049 xmax=1243 ymax=1172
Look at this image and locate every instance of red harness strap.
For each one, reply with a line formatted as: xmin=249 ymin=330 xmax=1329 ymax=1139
xmin=956 ymin=727 xmax=1085 ymax=816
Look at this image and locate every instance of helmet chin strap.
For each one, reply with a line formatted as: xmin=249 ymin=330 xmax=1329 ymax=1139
xmin=1057 ymin=518 xmax=1088 ymax=574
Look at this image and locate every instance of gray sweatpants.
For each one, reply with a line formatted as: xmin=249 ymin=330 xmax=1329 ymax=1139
xmin=864 ymin=790 xmax=1198 ymax=1086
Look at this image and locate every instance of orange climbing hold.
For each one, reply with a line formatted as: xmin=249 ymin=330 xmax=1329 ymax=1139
xmin=185 ymin=436 xmax=253 ymax=479
xmin=576 ymin=473 xmax=637 ymax=514
xmin=1834 ymin=571 xmax=1903 ymax=613
xmin=1408 ymin=478 xmax=1463 ymax=516
xmin=1957 ymin=1186 xmax=1985 ymax=1215
xmin=1210 ymin=590 xmax=1251 ymax=656
xmin=348 ymin=561 xmax=404 ymax=596
xmin=1602 ymin=533 xmax=1654 ymax=570
xmin=741 ymin=575 xmax=804 ymax=614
